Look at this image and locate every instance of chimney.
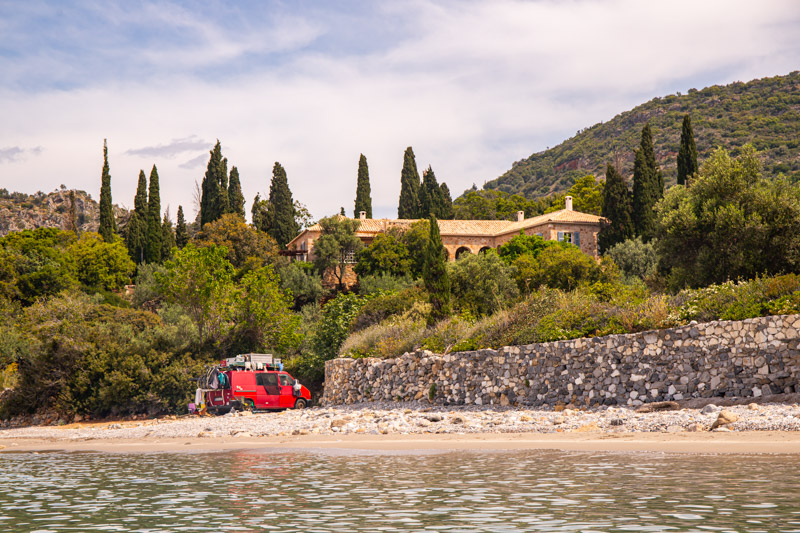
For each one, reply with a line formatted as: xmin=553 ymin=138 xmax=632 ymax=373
xmin=359 ymin=211 xmax=366 ymax=220
xmin=565 ymin=196 xmax=573 ymax=211
xmin=516 ymin=210 xmax=525 ymax=222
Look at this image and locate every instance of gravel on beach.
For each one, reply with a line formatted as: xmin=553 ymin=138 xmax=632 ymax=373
xmin=2 ymin=402 xmax=800 ymax=441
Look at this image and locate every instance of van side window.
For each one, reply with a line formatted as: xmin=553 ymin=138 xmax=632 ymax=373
xmin=263 ymin=373 xmax=279 ymax=386
xmin=278 ymin=374 xmax=295 ymax=386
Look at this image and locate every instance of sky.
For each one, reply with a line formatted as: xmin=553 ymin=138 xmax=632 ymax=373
xmin=1 ymin=0 xmax=799 ymax=221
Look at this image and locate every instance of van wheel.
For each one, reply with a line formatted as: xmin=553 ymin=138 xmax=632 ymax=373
xmin=294 ymin=398 xmax=307 ymax=409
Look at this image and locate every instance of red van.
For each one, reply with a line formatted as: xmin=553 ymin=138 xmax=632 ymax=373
xmin=204 ymin=369 xmax=311 ymax=413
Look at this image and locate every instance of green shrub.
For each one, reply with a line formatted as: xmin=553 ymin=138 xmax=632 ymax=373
xmin=449 ymin=252 xmax=519 ymax=316
xmin=358 ymin=273 xmax=416 ymax=295
xmin=605 ymin=237 xmax=658 ymax=281
xmin=350 ymin=286 xmax=424 ymax=332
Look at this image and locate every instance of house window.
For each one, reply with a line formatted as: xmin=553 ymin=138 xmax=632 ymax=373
xmin=557 ymin=231 xmax=580 ymax=247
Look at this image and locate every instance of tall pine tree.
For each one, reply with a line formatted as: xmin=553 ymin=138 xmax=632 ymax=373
xmin=217 ymin=156 xmax=230 ymax=216
xmin=419 ymin=166 xmax=444 ymax=217
xmin=354 ymin=154 xmax=372 ymax=218
xmin=161 ymin=212 xmax=176 ymax=261
xmin=677 ymin=115 xmax=698 ymax=186
xmin=398 ymin=146 xmax=420 ymax=219
xmin=423 ymin=215 xmax=450 ymax=324
xmin=439 ymin=183 xmax=455 ymax=220
xmin=632 ymin=123 xmax=663 ymax=241
xmin=228 ymin=166 xmax=245 ymax=218
xmin=175 ymin=205 xmax=189 ymax=249
xmin=598 ymin=163 xmax=634 ymax=253
xmin=98 ymin=139 xmax=116 ymax=242
xmin=145 ymin=165 xmax=162 ymax=263
xmin=125 ymin=169 xmax=149 ymax=263
xmin=265 ymin=162 xmax=299 ymax=247
xmin=200 ymin=141 xmax=224 ymax=226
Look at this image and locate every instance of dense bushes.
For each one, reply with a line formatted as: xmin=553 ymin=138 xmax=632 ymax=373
xmin=0 ymin=292 xmax=205 ymax=418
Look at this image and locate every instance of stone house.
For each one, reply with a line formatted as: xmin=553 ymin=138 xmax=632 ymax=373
xmin=286 ymin=196 xmax=606 ymax=264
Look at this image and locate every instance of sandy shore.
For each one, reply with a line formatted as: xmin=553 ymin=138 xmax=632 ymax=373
xmin=2 ymin=401 xmax=800 ymax=454
xmin=2 ymin=431 xmax=800 ymax=454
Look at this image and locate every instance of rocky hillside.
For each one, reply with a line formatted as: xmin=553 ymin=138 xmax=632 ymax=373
xmin=0 ymin=187 xmax=128 ymax=237
xmin=485 ymin=72 xmax=800 ymax=197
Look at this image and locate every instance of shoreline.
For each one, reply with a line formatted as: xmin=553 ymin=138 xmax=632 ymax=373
xmin=2 ymin=431 xmax=800 ymax=454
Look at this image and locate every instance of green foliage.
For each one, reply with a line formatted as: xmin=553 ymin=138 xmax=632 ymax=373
xmin=439 ymin=183 xmax=454 ymax=219
xmin=0 ymin=228 xmax=77 ymax=304
xmin=313 ymin=216 xmax=363 ymax=290
xmin=200 ymin=140 xmax=227 ymax=226
xmin=68 ymin=232 xmax=135 ymax=291
xmin=418 ymin=166 xmax=454 ymax=219
xmin=354 ymin=230 xmax=411 ymax=278
xmin=227 ymin=166 xmax=245 ymax=218
xmin=125 ymin=169 xmax=149 ymax=263
xmin=656 ymin=146 xmax=800 ymax=288
xmin=449 ymin=252 xmax=518 ymax=316
xmin=196 ymin=213 xmax=279 ymax=269
xmin=400 ymin=220 xmax=431 ymax=277
xmin=156 ymin=243 xmax=235 ymax=343
xmin=350 ymin=286 xmax=424 ymax=331
xmin=278 ymin=261 xmax=324 ymax=308
xmin=598 ymin=163 xmax=634 ymax=253
xmin=354 ymin=154 xmax=372 ymax=218
xmin=605 ymin=237 xmax=657 ymax=282
xmin=423 ymin=215 xmax=450 ymax=323
xmin=515 ymin=244 xmax=616 ymax=293
xmin=0 ymin=291 xmax=204 ymax=419
xmin=565 ymin=175 xmax=603 ymax=214
xmin=160 ymin=213 xmax=176 ymax=262
xmin=227 ymin=266 xmax=300 ymax=354
xmin=311 ymin=292 xmax=368 ymax=360
xmin=454 ymin=189 xmax=561 ymax=220
xmin=632 ymin=123 xmax=663 ymax=241
xmin=484 ymin=72 xmax=800 ymax=198
xmin=265 ymin=162 xmax=300 ymax=247
xmin=677 ymin=115 xmax=699 ymax=185
xmin=398 ymin=146 xmax=421 ymax=218
xmin=175 ymin=205 xmax=189 ymax=249
xmin=98 ymin=139 xmax=116 ymax=242
xmin=358 ymin=272 xmax=415 ymax=295
xmin=145 ymin=165 xmax=162 ymax=264
xmin=498 ymin=233 xmax=562 ymax=263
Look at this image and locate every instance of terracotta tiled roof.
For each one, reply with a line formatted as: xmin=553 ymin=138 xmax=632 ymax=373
xmin=289 ymin=210 xmax=606 ymax=247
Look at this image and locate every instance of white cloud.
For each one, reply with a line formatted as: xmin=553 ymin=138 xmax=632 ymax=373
xmin=0 ymin=0 xmax=798 ymax=221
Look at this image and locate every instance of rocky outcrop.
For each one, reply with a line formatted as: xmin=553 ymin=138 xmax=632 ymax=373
xmin=0 ymin=188 xmax=128 ymax=236
xmin=322 ymin=314 xmax=800 ymax=407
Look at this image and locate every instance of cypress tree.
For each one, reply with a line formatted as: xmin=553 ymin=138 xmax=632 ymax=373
xmin=598 ymin=163 xmax=634 ymax=253
xmin=175 ymin=205 xmax=189 ymax=249
xmin=161 ymin=213 xmax=176 ymax=261
xmin=439 ymin=183 xmax=455 ymax=220
xmin=200 ymin=141 xmax=223 ymax=226
xmin=677 ymin=115 xmax=698 ymax=186
xmin=419 ymin=166 xmax=441 ymax=217
xmin=98 ymin=139 xmax=116 ymax=242
xmin=265 ymin=162 xmax=299 ymax=247
xmin=126 ymin=170 xmax=148 ymax=263
xmin=145 ymin=165 xmax=162 ymax=263
xmin=423 ymin=215 xmax=450 ymax=324
xmin=251 ymin=193 xmax=270 ymax=232
xmin=354 ymin=154 xmax=372 ymax=218
xmin=398 ymin=146 xmax=421 ymax=219
xmin=217 ymin=156 xmax=230 ymax=216
xmin=632 ymin=123 xmax=663 ymax=241
xmin=228 ymin=166 xmax=245 ymax=218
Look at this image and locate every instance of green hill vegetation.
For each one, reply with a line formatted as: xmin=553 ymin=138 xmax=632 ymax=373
xmin=485 ymin=72 xmax=800 ymax=197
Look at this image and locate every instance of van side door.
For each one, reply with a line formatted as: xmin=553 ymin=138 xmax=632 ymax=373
xmin=256 ymin=372 xmax=282 ymax=408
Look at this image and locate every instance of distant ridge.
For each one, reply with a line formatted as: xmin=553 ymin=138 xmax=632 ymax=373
xmin=484 ymin=72 xmax=800 ymax=197
xmin=0 ymin=188 xmax=128 ymax=237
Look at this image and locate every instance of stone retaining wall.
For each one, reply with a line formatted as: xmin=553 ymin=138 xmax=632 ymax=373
xmin=321 ymin=314 xmax=800 ymax=407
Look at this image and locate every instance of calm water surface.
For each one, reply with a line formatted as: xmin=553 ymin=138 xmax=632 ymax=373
xmin=1 ymin=449 xmax=799 ymax=532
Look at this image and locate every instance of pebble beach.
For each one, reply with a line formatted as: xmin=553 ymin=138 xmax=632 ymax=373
xmin=2 ymin=401 xmax=800 ymax=443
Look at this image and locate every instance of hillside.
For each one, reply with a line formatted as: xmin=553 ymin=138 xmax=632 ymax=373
xmin=485 ymin=72 xmax=800 ymax=197
xmin=0 ymin=187 xmax=128 ymax=237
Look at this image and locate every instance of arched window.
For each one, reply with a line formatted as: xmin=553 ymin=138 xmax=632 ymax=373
xmin=455 ymin=246 xmax=472 ymax=259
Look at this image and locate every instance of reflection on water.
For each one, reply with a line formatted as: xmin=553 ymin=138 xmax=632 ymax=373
xmin=1 ymin=449 xmax=799 ymax=532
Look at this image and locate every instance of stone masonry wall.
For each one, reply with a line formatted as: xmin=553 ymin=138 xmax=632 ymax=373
xmin=321 ymin=315 xmax=800 ymax=407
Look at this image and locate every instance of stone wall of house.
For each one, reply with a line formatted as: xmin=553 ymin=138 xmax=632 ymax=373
xmin=321 ymin=314 xmax=800 ymax=406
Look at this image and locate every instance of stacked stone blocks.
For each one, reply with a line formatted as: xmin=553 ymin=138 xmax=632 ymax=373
xmin=321 ymin=315 xmax=800 ymax=407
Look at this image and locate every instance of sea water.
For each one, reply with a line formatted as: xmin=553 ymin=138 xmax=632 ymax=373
xmin=0 ymin=449 xmax=798 ymax=532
